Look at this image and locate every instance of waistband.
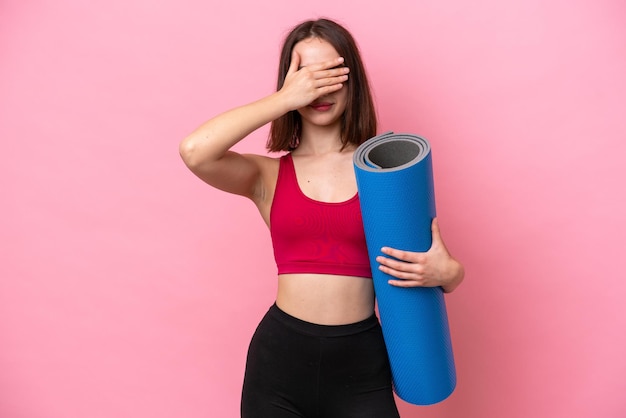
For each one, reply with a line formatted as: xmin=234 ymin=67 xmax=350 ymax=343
xmin=267 ymin=303 xmax=379 ymax=338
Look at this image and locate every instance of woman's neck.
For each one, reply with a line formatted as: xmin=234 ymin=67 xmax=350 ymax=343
xmin=297 ymin=123 xmax=347 ymax=156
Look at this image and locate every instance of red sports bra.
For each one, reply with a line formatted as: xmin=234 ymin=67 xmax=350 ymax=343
xmin=269 ymin=153 xmax=372 ymax=278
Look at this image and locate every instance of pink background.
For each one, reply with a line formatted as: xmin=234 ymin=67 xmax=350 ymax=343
xmin=2 ymin=0 xmax=625 ymax=417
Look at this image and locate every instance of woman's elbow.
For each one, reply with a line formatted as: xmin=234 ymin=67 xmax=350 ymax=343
xmin=179 ymin=137 xmax=200 ymax=168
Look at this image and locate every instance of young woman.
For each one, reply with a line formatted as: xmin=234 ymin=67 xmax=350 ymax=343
xmin=180 ymin=18 xmax=464 ymax=418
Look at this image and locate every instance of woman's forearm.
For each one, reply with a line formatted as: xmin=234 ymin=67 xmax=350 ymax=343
xmin=179 ymin=91 xmax=290 ymax=168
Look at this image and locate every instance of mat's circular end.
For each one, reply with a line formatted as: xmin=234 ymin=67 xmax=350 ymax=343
xmin=354 ymin=132 xmax=431 ymax=171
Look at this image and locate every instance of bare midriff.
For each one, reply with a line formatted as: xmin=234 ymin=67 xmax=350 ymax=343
xmin=276 ymin=274 xmax=376 ymax=325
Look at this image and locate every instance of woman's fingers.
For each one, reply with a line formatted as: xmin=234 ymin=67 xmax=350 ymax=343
xmin=300 ymin=56 xmax=348 ymax=83
xmin=304 ymin=66 xmax=349 ymax=91
xmin=312 ymin=65 xmax=349 ymax=82
xmin=373 ymin=219 xmax=464 ymax=292
xmin=287 ymin=51 xmax=299 ymax=75
xmin=380 ymin=247 xmax=424 ymax=264
xmin=280 ymin=55 xmax=349 ymax=109
xmin=316 ymin=74 xmax=348 ymax=89
xmin=307 ymin=56 xmax=345 ymax=73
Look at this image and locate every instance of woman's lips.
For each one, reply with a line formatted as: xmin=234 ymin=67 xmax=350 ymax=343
xmin=310 ymin=102 xmax=333 ymax=111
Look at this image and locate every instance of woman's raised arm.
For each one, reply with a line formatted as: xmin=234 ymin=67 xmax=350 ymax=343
xmin=178 ymin=52 xmax=349 ymax=200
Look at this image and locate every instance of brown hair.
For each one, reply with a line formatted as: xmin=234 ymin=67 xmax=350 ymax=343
xmin=267 ymin=18 xmax=377 ymax=152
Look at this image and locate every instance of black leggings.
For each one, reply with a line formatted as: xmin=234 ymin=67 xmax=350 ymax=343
xmin=241 ymin=303 xmax=400 ymax=418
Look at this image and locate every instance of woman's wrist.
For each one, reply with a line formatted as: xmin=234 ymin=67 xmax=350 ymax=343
xmin=269 ymin=89 xmax=298 ymax=115
xmin=442 ymin=259 xmax=464 ymax=293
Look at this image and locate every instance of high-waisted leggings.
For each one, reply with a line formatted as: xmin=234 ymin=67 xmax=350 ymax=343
xmin=241 ymin=303 xmax=400 ymax=418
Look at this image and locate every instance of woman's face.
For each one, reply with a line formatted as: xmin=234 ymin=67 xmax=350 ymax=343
xmin=292 ymin=37 xmax=348 ymax=130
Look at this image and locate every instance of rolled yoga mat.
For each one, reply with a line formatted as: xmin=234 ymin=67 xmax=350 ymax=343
xmin=353 ymin=132 xmax=456 ymax=405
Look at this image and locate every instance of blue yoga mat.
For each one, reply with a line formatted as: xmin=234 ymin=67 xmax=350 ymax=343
xmin=353 ymin=132 xmax=456 ymax=405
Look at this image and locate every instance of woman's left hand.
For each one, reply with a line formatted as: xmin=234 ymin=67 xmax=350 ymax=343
xmin=375 ymin=218 xmax=464 ymax=293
